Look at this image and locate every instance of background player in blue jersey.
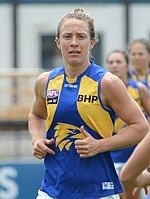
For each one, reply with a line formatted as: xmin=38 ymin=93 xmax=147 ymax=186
xmin=28 ymin=8 xmax=149 ymax=199
xmin=128 ymin=38 xmax=150 ymax=198
xmin=128 ymin=38 xmax=150 ymax=122
xmin=107 ymin=50 xmax=150 ymax=199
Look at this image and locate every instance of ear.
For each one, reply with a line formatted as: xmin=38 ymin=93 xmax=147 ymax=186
xmin=90 ymin=44 xmax=94 ymax=50
xmin=55 ymin=37 xmax=61 ymax=50
xmin=90 ymin=39 xmax=96 ymax=50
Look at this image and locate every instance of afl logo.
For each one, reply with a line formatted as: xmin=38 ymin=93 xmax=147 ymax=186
xmin=47 ymin=89 xmax=59 ymax=104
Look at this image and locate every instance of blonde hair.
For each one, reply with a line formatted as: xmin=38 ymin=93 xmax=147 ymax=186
xmin=56 ymin=8 xmax=98 ymax=43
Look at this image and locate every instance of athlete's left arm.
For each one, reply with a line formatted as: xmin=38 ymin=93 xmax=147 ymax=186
xmin=138 ymin=81 xmax=150 ymax=123
xmin=99 ymin=72 xmax=149 ymax=152
xmin=75 ymin=72 xmax=149 ymax=158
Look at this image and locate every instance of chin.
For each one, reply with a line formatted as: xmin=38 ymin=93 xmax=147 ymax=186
xmin=69 ymin=60 xmax=81 ymax=66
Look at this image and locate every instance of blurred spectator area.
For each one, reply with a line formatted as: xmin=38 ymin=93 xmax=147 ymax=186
xmin=0 ymin=70 xmax=41 ymax=131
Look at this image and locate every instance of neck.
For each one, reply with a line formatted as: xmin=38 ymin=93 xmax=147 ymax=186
xmin=135 ymin=67 xmax=149 ymax=76
xmin=120 ymin=75 xmax=128 ymax=86
xmin=64 ymin=61 xmax=90 ymax=78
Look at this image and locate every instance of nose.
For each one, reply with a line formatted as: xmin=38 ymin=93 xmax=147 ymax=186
xmin=132 ymin=53 xmax=140 ymax=60
xmin=109 ymin=61 xmax=117 ymax=68
xmin=70 ymin=36 xmax=78 ymax=47
xmin=112 ymin=62 xmax=117 ymax=67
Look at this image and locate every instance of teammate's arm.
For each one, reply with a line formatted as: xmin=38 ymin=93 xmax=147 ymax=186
xmin=120 ymin=131 xmax=150 ymax=188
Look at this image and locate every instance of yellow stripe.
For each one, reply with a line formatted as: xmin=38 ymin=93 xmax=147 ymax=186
xmin=114 ymin=86 xmax=141 ymax=133
xmin=46 ymin=74 xmax=64 ymax=130
xmin=77 ymin=76 xmax=113 ymax=138
xmin=66 ymin=76 xmax=77 ymax=84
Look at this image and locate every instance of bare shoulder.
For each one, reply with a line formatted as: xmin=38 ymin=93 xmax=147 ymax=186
xmin=34 ymin=71 xmax=50 ymax=98
xmin=35 ymin=72 xmax=49 ymax=87
xmin=101 ymin=72 xmax=124 ymax=91
xmin=36 ymin=71 xmax=49 ymax=84
xmin=101 ymin=72 xmax=128 ymax=105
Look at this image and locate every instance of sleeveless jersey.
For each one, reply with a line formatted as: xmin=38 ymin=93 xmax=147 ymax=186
xmin=40 ymin=61 xmax=122 ymax=199
xmin=111 ymin=79 xmax=142 ymax=163
xmin=130 ymin=69 xmax=150 ymax=94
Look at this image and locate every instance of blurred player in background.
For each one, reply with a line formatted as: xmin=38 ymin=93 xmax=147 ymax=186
xmin=107 ymin=49 xmax=150 ymax=199
xmin=128 ymin=38 xmax=150 ymax=93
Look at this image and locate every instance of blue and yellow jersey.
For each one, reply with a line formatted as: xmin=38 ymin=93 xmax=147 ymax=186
xmin=130 ymin=69 xmax=150 ymax=93
xmin=40 ymin=61 xmax=122 ymax=199
xmin=111 ymin=79 xmax=142 ymax=163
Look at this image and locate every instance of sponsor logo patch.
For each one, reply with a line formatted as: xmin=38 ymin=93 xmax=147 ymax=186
xmin=47 ymin=89 xmax=59 ymax=104
xmin=64 ymin=83 xmax=78 ymax=88
xmin=102 ymin=182 xmax=114 ymax=190
xmin=77 ymin=95 xmax=98 ymax=103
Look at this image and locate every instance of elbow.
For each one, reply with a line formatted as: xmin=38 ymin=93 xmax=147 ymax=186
xmin=142 ymin=120 xmax=149 ymax=135
xmin=137 ymin=120 xmax=149 ymax=142
xmin=120 ymin=169 xmax=133 ymax=186
xmin=28 ymin=110 xmax=34 ymax=122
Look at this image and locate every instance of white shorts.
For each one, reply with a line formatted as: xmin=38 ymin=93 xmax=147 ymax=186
xmin=36 ymin=190 xmax=55 ymax=199
xmin=36 ymin=190 xmax=119 ymax=199
xmin=113 ymin=162 xmax=125 ymax=176
xmin=101 ymin=195 xmax=119 ymax=199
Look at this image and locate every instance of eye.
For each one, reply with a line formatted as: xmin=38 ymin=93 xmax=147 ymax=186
xmin=138 ymin=52 xmax=144 ymax=56
xmin=79 ymin=35 xmax=84 ymax=39
xmin=78 ymin=34 xmax=86 ymax=39
xmin=131 ymin=53 xmax=136 ymax=56
xmin=116 ymin=60 xmax=122 ymax=64
xmin=62 ymin=34 xmax=71 ymax=39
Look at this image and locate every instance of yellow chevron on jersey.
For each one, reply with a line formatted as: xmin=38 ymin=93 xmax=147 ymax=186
xmin=131 ymin=69 xmax=150 ymax=93
xmin=114 ymin=79 xmax=141 ymax=133
xmin=77 ymin=75 xmax=113 ymax=138
xmin=127 ymin=86 xmax=141 ymax=107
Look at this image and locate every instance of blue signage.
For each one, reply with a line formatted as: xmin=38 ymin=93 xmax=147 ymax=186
xmin=0 ymin=161 xmax=44 ymax=199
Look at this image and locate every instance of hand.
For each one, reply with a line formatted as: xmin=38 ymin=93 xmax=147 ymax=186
xmin=32 ymin=137 xmax=55 ymax=159
xmin=133 ymin=186 xmax=149 ymax=196
xmin=131 ymin=169 xmax=150 ymax=196
xmin=74 ymin=126 xmax=100 ymax=158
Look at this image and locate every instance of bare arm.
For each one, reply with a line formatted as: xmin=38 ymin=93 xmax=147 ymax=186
xmin=120 ymin=131 xmax=150 ymax=188
xmin=138 ymin=82 xmax=150 ymax=123
xmin=99 ymin=73 xmax=149 ymax=151
xmin=28 ymin=72 xmax=55 ymax=159
xmin=75 ymin=72 xmax=149 ymax=158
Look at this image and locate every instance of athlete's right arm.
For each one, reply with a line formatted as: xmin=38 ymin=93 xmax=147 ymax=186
xmin=28 ymin=72 xmax=55 ymax=159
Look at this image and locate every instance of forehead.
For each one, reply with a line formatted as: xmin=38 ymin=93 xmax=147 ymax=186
xmin=60 ymin=18 xmax=89 ymax=34
xmin=108 ymin=52 xmax=125 ymax=60
xmin=131 ymin=43 xmax=147 ymax=52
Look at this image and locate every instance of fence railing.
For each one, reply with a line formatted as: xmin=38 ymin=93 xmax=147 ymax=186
xmin=0 ymin=70 xmax=41 ymax=130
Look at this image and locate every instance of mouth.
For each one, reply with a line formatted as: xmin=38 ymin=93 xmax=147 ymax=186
xmin=69 ymin=51 xmax=81 ymax=55
xmin=111 ymin=70 xmax=119 ymax=75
